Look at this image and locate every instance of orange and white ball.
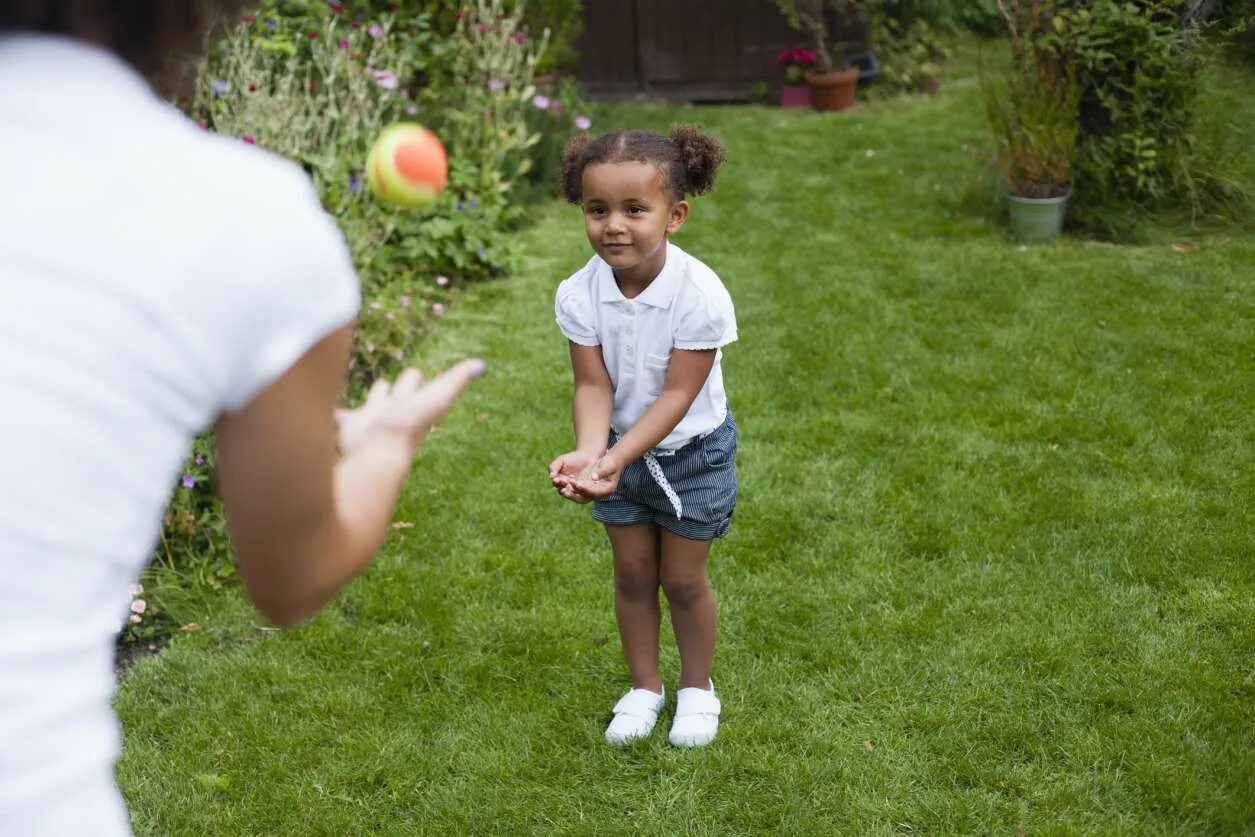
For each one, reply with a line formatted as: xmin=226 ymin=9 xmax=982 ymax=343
xmin=367 ymin=123 xmax=448 ymax=208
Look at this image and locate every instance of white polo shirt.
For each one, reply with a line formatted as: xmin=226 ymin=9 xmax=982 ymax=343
xmin=555 ymin=242 xmax=737 ymax=449
xmin=0 ymin=36 xmax=359 ymax=835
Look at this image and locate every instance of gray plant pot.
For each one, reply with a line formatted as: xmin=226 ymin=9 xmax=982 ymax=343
xmin=1007 ymin=190 xmax=1070 ymax=244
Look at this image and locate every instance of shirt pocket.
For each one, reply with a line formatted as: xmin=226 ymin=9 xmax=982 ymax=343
xmin=643 ymin=352 xmax=671 ymax=396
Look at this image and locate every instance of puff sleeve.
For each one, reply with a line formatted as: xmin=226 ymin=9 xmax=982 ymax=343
xmin=554 ymin=276 xmax=600 ymax=346
xmin=673 ymin=281 xmax=737 ymax=350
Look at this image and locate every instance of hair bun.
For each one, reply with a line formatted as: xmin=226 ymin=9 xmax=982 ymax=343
xmin=668 ymin=124 xmax=725 ymax=197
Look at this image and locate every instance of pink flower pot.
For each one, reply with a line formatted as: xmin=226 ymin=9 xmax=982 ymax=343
xmin=779 ymin=84 xmax=811 ymax=109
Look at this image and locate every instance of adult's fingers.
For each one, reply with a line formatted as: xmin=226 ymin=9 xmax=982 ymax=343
xmin=398 ymin=358 xmax=486 ymax=438
xmin=390 ymin=367 xmax=424 ymax=399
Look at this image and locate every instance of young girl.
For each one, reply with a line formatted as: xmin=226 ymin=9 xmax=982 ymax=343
xmin=548 ymin=125 xmax=737 ymax=748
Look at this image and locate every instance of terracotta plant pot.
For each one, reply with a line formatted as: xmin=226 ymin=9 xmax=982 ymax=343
xmin=779 ymin=84 xmax=811 ymax=109
xmin=806 ymin=66 xmax=859 ymax=111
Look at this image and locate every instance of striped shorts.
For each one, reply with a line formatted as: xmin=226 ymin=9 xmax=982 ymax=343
xmin=592 ymin=410 xmax=738 ymax=541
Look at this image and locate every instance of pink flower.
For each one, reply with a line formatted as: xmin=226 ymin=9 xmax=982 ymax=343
xmin=405 ymin=104 xmax=418 ymax=116
xmin=436 ymin=275 xmax=450 ymax=287
xmin=488 ymin=78 xmax=506 ymax=92
xmin=512 ymin=34 xmax=526 ymax=44
xmin=241 ymin=135 xmax=256 ymax=145
xmin=432 ymin=303 xmax=446 ymax=316
xmin=574 ymin=115 xmax=592 ymax=131
xmin=367 ymin=24 xmax=384 ymax=38
xmin=385 ymin=312 xmax=396 ymax=320
xmin=129 ymin=614 xmax=142 ymax=625
xmin=339 ymin=39 xmax=350 ymax=49
xmin=130 ymin=583 xmax=143 ymax=598
xmin=532 ymin=94 xmax=550 ymax=110
xmin=131 ymin=599 xmax=147 ymax=615
xmin=371 ymin=69 xmax=399 ymax=90
xmin=370 ymin=301 xmax=382 ymax=310
xmin=399 ymin=294 xmax=411 ymax=307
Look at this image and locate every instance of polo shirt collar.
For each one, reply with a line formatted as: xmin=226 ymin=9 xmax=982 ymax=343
xmin=597 ymin=242 xmax=683 ymax=309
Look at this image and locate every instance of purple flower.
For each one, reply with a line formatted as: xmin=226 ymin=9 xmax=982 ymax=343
xmin=488 ymin=78 xmax=506 ymax=92
xmin=210 ymin=79 xmax=229 ymax=97
xmin=266 ymin=19 xmax=277 ymax=30
xmin=469 ymin=198 xmax=479 ymax=209
xmin=371 ymin=69 xmax=399 ymax=90
xmin=181 ymin=473 xmax=196 ymax=489
xmin=405 ymin=104 xmax=418 ymax=116
xmin=575 ymin=115 xmax=592 ymax=131
xmin=531 ymin=94 xmax=550 ymax=110
xmin=455 ymin=202 xmax=465 ymax=212
xmin=367 ymin=24 xmax=384 ymax=38
xmin=348 ymin=173 xmax=362 ymax=193
xmin=194 ymin=456 xmax=205 ymax=465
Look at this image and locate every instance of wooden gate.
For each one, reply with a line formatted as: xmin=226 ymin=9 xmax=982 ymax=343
xmin=573 ymin=0 xmax=801 ymax=101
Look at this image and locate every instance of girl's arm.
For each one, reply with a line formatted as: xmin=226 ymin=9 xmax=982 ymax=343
xmin=549 ymin=342 xmax=614 ymax=495
xmin=599 ymin=348 xmax=716 ymax=473
xmin=569 ymin=342 xmax=614 ymax=454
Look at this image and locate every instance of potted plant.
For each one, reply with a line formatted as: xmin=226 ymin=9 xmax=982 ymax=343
xmin=776 ymin=45 xmax=815 ymax=108
xmin=982 ymin=0 xmax=1080 ymax=243
xmin=774 ymin=0 xmax=859 ymax=111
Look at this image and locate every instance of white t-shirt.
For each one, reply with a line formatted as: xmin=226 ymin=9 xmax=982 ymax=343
xmin=554 ymin=242 xmax=737 ymax=449
xmin=0 ymin=36 xmax=360 ymax=835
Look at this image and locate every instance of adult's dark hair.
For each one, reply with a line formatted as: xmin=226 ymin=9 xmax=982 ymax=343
xmin=0 ymin=1 xmax=251 ymax=83
xmin=559 ymin=124 xmax=726 ymax=204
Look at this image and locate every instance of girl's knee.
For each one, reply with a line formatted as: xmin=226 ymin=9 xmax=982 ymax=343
xmin=614 ymin=563 xmax=658 ymax=599
xmin=660 ymin=571 xmax=710 ymax=608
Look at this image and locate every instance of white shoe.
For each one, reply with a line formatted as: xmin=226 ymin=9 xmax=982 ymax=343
xmin=605 ymin=686 xmax=665 ymax=745
xmin=669 ymin=681 xmax=720 ymax=748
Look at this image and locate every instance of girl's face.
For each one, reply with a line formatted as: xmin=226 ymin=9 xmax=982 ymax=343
xmin=580 ymin=161 xmax=687 ymax=282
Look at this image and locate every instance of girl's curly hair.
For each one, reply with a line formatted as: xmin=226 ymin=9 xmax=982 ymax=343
xmin=559 ymin=124 xmax=726 ymax=204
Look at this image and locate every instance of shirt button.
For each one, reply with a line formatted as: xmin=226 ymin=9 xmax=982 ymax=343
xmin=625 ymin=327 xmax=634 ymax=336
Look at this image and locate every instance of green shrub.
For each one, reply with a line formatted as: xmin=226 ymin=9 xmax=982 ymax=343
xmin=867 ymin=15 xmax=951 ymax=96
xmin=867 ymin=0 xmax=1002 ymax=33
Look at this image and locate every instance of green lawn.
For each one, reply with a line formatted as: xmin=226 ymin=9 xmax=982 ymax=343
xmin=116 ymin=52 xmax=1255 ymax=834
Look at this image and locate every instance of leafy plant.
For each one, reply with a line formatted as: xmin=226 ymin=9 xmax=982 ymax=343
xmin=773 ymin=0 xmax=852 ymax=72
xmin=867 ymin=15 xmax=951 ymax=96
xmin=981 ymin=0 xmax=1081 ymax=198
xmin=777 ymin=45 xmax=818 ymax=85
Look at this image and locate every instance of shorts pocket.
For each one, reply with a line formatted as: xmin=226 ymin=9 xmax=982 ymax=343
xmin=702 ymin=424 xmax=737 ymax=469
xmin=643 ymin=352 xmax=670 ymax=396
